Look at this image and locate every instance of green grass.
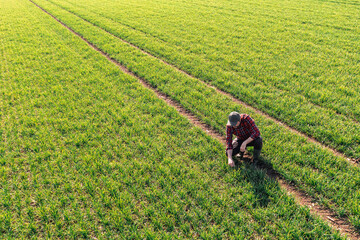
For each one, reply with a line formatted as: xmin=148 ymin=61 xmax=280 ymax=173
xmin=44 ymin=0 xmax=360 ymax=159
xmin=0 ymin=0 xmax=346 ymax=238
xmin=29 ymin=0 xmax=360 ymax=231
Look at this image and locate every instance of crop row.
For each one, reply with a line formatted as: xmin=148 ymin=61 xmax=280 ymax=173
xmin=43 ymin=0 xmax=360 ymax=159
xmin=31 ymin=0 xmax=360 ymax=231
xmin=0 ymin=0 xmax=345 ymax=238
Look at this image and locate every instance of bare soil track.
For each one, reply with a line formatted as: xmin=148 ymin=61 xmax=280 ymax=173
xmin=29 ymin=0 xmax=360 ymax=239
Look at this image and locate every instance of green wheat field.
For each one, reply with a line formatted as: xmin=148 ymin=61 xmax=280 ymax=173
xmin=1 ymin=0 xmax=359 ymax=238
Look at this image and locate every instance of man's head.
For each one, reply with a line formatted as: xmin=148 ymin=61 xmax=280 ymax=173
xmin=228 ymin=112 xmax=240 ymax=126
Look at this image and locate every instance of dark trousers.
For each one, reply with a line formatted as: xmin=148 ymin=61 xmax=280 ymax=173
xmin=226 ymin=136 xmax=263 ymax=156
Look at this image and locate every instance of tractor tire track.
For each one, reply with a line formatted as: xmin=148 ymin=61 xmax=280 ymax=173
xmin=29 ymin=1 xmax=360 ymax=239
xmin=37 ymin=0 xmax=359 ymax=166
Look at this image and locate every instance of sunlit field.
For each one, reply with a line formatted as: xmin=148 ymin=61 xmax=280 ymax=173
xmin=1 ymin=0 xmax=359 ymax=238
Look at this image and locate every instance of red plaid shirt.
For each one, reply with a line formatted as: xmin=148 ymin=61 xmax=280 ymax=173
xmin=226 ymin=114 xmax=260 ymax=150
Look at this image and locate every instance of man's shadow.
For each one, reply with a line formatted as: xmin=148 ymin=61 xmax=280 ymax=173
xmin=232 ymin=152 xmax=279 ymax=208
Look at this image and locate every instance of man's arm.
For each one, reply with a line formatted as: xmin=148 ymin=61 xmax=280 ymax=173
xmin=240 ymin=137 xmax=254 ymax=152
xmin=226 ymin=125 xmax=235 ymax=167
xmin=246 ymin=115 xmax=260 ymax=140
xmin=240 ymin=115 xmax=259 ymax=152
xmin=227 ymin=149 xmax=235 ymax=167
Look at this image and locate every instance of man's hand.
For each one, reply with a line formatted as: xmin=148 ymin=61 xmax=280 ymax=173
xmin=228 ymin=158 xmax=235 ymax=167
xmin=240 ymin=137 xmax=254 ymax=152
xmin=227 ymin=149 xmax=235 ymax=167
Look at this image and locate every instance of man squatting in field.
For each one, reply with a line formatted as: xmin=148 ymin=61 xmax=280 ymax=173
xmin=226 ymin=112 xmax=263 ymax=167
